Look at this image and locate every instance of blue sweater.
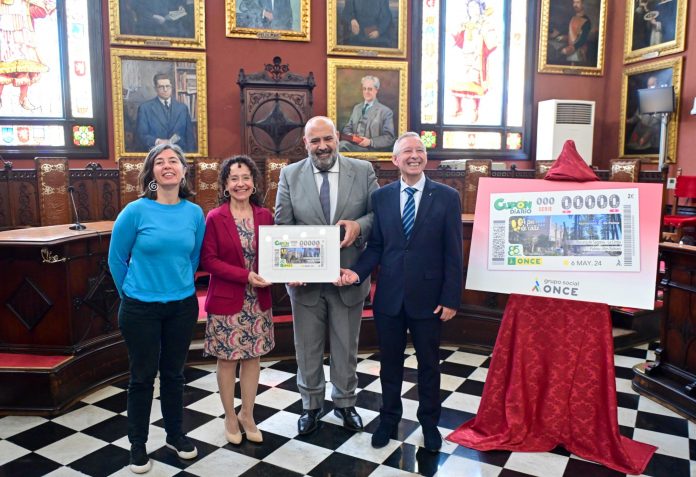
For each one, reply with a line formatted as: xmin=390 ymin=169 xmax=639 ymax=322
xmin=108 ymin=198 xmax=206 ymax=302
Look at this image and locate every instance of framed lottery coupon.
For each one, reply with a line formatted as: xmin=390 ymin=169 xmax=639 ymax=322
xmin=466 ymin=178 xmax=663 ymax=309
xmin=258 ymin=225 xmax=341 ymax=283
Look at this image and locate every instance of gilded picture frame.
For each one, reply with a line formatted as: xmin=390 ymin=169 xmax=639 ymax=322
xmin=225 ymin=0 xmax=310 ymax=41
xmin=108 ymin=0 xmax=206 ymax=49
xmin=619 ymin=57 xmax=682 ymax=162
xmin=623 ymin=0 xmax=687 ymax=64
xmin=327 ymin=0 xmax=407 ymax=58
xmin=538 ymin=0 xmax=607 ymax=76
xmin=110 ymin=48 xmax=208 ymax=160
xmin=328 ymin=58 xmax=408 ymax=161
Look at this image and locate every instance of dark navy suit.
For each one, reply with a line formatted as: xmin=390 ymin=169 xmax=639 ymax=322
xmin=352 ymin=177 xmax=462 ymax=429
xmin=135 ymin=97 xmax=196 ymax=152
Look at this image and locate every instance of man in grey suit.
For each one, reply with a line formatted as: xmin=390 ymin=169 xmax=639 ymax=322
xmin=339 ymin=75 xmax=395 ymax=153
xmin=275 ymin=116 xmax=379 ymax=435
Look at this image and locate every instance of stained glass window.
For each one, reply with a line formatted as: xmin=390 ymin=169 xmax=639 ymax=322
xmin=413 ymin=0 xmax=534 ymax=159
xmin=0 ymin=0 xmax=106 ymax=158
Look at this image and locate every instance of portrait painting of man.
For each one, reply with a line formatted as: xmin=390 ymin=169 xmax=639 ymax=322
xmin=545 ymin=0 xmax=602 ymax=67
xmin=118 ymin=0 xmax=196 ymax=39
xmin=235 ymin=0 xmax=300 ymax=31
xmin=330 ymin=59 xmax=407 ymax=159
xmin=120 ymin=59 xmax=197 ymax=154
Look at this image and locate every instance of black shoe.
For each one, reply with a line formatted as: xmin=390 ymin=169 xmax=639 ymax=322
xmin=165 ymin=434 xmax=198 ymax=459
xmin=129 ymin=444 xmax=151 ymax=474
xmin=298 ymin=408 xmax=322 ymax=435
xmin=371 ymin=422 xmax=396 ymax=448
xmin=334 ymin=406 xmax=363 ymax=431
xmin=422 ymin=426 xmax=442 ymax=452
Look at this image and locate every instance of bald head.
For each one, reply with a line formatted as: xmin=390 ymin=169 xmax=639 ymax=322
xmin=304 ymin=116 xmax=337 ymax=138
xmin=304 ymin=116 xmax=340 ymax=171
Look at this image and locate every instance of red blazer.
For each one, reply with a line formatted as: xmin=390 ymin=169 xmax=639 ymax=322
xmin=201 ymin=203 xmax=274 ymax=315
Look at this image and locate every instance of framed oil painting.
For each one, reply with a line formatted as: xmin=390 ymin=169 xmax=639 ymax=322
xmin=623 ymin=0 xmax=687 ymax=64
xmin=225 ymin=0 xmax=310 ymax=41
xmin=328 ymin=58 xmax=407 ymax=160
xmin=619 ymin=57 xmax=682 ymax=161
xmin=108 ymin=0 xmax=206 ymax=49
xmin=538 ymin=0 xmax=607 ymax=76
xmin=327 ymin=0 xmax=407 ymax=58
xmin=110 ymin=48 xmax=208 ymax=159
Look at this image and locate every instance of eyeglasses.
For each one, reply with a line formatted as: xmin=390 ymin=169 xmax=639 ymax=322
xmin=156 ymin=85 xmax=172 ymax=90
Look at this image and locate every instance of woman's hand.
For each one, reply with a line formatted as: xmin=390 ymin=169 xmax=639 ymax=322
xmin=248 ymin=271 xmax=272 ymax=288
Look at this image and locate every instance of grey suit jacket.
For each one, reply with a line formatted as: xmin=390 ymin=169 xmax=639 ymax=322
xmin=342 ymin=99 xmax=395 ymax=150
xmin=275 ymin=155 xmax=378 ymax=307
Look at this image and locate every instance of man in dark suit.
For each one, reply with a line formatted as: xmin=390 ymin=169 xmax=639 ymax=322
xmin=339 ymin=131 xmax=463 ymax=451
xmin=136 ymin=73 xmax=196 ymax=152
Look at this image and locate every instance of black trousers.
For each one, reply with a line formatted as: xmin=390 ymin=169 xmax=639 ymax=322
xmin=374 ymin=306 xmax=442 ymax=429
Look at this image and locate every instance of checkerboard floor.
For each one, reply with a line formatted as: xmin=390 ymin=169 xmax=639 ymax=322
xmin=1 ymin=342 xmax=694 ymax=476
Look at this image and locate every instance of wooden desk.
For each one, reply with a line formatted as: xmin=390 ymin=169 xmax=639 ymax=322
xmin=0 ymin=222 xmax=128 ymax=415
xmin=633 ymin=242 xmax=696 ymax=419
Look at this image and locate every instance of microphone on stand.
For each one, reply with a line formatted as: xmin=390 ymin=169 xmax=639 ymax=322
xmin=67 ymin=186 xmax=86 ymax=231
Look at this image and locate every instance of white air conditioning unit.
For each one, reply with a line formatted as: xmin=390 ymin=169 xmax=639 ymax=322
xmin=536 ymin=100 xmax=595 ymax=165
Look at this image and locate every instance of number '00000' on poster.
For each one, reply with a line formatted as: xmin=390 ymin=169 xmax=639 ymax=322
xmin=488 ymin=189 xmax=640 ymax=272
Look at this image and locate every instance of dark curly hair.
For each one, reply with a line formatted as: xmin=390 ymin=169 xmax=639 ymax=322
xmin=137 ymin=143 xmax=195 ymax=200
xmin=217 ymin=155 xmax=263 ymax=206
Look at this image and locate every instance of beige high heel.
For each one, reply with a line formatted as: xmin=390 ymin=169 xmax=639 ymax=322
xmin=224 ymin=417 xmax=242 ymax=445
xmin=238 ymin=418 xmax=263 ymax=443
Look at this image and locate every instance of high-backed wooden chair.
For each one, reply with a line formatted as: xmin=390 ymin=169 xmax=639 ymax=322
xmin=535 ymin=160 xmax=555 ymax=179
xmin=193 ymin=158 xmax=221 ymax=217
xmin=35 ymin=157 xmax=71 ymax=226
xmin=118 ymin=158 xmax=144 ymax=209
xmin=609 ymin=158 xmax=641 ymax=182
xmin=663 ymin=175 xmax=696 ymax=243
xmin=263 ymin=157 xmax=289 ymax=212
xmin=463 ymin=159 xmax=492 ymax=214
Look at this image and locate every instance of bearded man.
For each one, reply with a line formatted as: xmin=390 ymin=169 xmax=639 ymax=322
xmin=275 ymin=116 xmax=378 ymax=436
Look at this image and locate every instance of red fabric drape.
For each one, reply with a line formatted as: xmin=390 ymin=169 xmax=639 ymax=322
xmin=447 ymin=294 xmax=656 ymax=475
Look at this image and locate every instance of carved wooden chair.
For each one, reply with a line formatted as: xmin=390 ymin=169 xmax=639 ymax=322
xmin=535 ymin=160 xmax=555 ymax=179
xmin=609 ymin=158 xmax=641 ymax=182
xmin=463 ymin=159 xmax=492 ymax=214
xmin=118 ymin=158 xmax=144 ymax=210
xmin=35 ymin=157 xmax=71 ymax=226
xmin=193 ymin=158 xmax=221 ymax=217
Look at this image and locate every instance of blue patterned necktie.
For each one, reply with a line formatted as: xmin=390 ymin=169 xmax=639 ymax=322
xmin=319 ymin=171 xmax=331 ymax=224
xmin=402 ymin=187 xmax=416 ymax=240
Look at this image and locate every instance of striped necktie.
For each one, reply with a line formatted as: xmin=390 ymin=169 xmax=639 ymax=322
xmin=402 ymin=187 xmax=416 ymax=240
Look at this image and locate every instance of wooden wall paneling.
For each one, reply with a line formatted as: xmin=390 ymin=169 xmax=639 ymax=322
xmin=609 ymin=158 xmax=642 ymax=182
xmin=263 ymin=157 xmax=289 ymax=212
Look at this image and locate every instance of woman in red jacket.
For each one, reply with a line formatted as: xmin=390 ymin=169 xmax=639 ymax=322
xmin=201 ymin=155 xmax=274 ymax=444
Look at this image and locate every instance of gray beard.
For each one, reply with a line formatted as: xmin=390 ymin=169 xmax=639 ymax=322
xmin=310 ymin=151 xmax=338 ymax=172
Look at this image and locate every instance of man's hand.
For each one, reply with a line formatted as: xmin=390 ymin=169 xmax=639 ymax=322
xmin=358 ymin=137 xmax=371 ymax=148
xmin=351 ymin=19 xmax=360 ymax=35
xmin=287 ymin=281 xmax=306 ymax=287
xmin=263 ymin=9 xmax=274 ymax=21
xmin=337 ymin=219 xmax=361 ymax=248
xmin=368 ymin=30 xmax=380 ymax=39
xmin=434 ymin=305 xmax=456 ymax=321
xmin=248 ymin=271 xmax=272 ymax=288
xmin=154 ymin=138 xmax=171 ymax=146
xmin=335 ymin=268 xmax=359 ymax=286
xmin=153 ymin=14 xmax=166 ymax=24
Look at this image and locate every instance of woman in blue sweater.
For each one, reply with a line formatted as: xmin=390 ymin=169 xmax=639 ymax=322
xmin=108 ymin=144 xmax=205 ymax=474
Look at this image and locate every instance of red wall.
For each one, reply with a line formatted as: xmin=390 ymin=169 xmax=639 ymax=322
xmin=9 ymin=0 xmax=695 ymax=175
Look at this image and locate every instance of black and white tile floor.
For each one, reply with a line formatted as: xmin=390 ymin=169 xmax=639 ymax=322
xmin=1 ymin=342 xmax=694 ymax=476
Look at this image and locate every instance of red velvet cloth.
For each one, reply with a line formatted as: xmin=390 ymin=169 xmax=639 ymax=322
xmin=544 ymin=140 xmax=599 ymax=182
xmin=447 ymin=294 xmax=656 ymax=475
